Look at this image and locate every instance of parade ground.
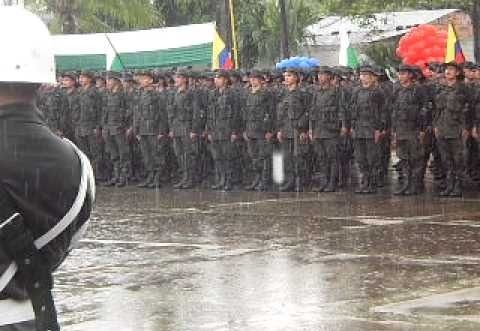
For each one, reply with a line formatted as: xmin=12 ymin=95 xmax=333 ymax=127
xmin=55 ymin=186 xmax=480 ymax=331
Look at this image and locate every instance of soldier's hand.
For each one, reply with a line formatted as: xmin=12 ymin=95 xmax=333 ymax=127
xmin=340 ymin=127 xmax=348 ymax=137
xmin=299 ymin=132 xmax=308 ymax=143
xmin=243 ymin=132 xmax=249 ymax=141
xmin=190 ymin=132 xmax=197 ymax=140
xmin=374 ymin=130 xmax=381 ymax=144
xmin=473 ymin=127 xmax=479 ymax=140
xmin=462 ymin=129 xmax=471 ymax=142
xmin=231 ymin=134 xmax=238 ymax=143
xmin=277 ymin=131 xmax=283 ymax=143
xmin=434 ymin=128 xmax=439 ymax=139
xmin=308 ymin=130 xmax=313 ymax=141
xmin=169 ymin=131 xmax=174 ymax=139
xmin=158 ymin=134 xmax=164 ymax=141
xmin=265 ymin=132 xmax=273 ymax=141
xmin=207 ymin=134 xmax=213 ymax=142
xmin=136 ymin=135 xmax=141 ymax=142
xmin=126 ymin=127 xmax=133 ymax=138
xmin=418 ymin=131 xmax=425 ymax=144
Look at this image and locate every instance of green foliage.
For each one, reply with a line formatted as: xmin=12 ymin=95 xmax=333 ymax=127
xmin=363 ymin=40 xmax=401 ymax=68
xmin=237 ymin=0 xmax=317 ymax=68
xmin=27 ymin=0 xmax=158 ymax=33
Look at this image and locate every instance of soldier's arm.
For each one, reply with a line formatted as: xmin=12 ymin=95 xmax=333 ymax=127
xmin=464 ymin=84 xmax=475 ymax=131
xmin=185 ymin=91 xmax=194 ymax=133
xmin=264 ymin=91 xmax=275 ymax=133
xmin=158 ymin=93 xmax=169 ymax=135
xmin=95 ymin=91 xmax=103 ymax=130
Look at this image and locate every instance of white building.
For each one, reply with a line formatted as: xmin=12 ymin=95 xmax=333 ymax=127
xmin=0 ymin=0 xmax=24 ymax=6
xmin=303 ymin=9 xmax=474 ymax=66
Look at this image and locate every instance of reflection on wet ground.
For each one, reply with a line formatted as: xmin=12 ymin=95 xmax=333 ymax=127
xmin=56 ymin=187 xmax=480 ymax=330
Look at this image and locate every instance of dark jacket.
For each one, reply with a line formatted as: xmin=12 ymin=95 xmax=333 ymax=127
xmin=0 ymin=102 xmax=91 ymax=300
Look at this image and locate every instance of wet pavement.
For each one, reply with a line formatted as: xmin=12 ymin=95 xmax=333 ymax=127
xmin=55 ymin=186 xmax=480 ymax=331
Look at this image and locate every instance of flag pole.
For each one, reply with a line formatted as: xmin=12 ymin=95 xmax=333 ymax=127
xmin=229 ymin=0 xmax=239 ymax=69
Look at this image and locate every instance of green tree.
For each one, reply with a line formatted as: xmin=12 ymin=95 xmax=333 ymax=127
xmin=27 ymin=0 xmax=158 ymax=33
xmin=236 ymin=0 xmax=317 ymax=68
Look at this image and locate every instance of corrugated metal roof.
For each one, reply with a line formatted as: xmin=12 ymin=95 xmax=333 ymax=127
xmin=306 ymin=9 xmax=458 ymax=46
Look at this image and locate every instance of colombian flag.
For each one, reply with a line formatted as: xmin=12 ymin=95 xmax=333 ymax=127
xmin=212 ymin=29 xmax=234 ymax=70
xmin=445 ymin=23 xmax=465 ymax=64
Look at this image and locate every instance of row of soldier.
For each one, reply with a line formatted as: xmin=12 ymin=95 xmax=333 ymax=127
xmin=36 ymin=61 xmax=480 ymax=196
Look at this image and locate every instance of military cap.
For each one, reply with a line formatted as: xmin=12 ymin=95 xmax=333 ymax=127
xmin=106 ymin=71 xmax=122 ymax=81
xmin=61 ymin=71 xmax=77 ymax=80
xmin=175 ymin=68 xmax=190 ymax=78
xmin=359 ymin=65 xmax=375 ymax=74
xmin=135 ymin=69 xmax=155 ymax=78
xmin=444 ymin=61 xmax=461 ymax=70
xmin=372 ymin=65 xmax=385 ymax=76
xmin=463 ymin=61 xmax=477 ymax=70
xmin=121 ymin=71 xmax=134 ymax=82
xmin=189 ymin=70 xmax=200 ymax=79
xmin=410 ymin=65 xmax=425 ymax=79
xmin=272 ymin=69 xmax=284 ymax=79
xmin=94 ymin=71 xmax=106 ymax=79
xmin=205 ymin=71 xmax=216 ymax=80
xmin=398 ymin=64 xmax=415 ymax=72
xmin=230 ymin=70 xmax=243 ymax=79
xmin=215 ymin=69 xmax=230 ymax=78
xmin=284 ymin=67 xmax=300 ymax=76
xmin=79 ymin=70 xmax=95 ymax=78
xmin=249 ymin=69 xmax=264 ymax=80
xmin=317 ymin=66 xmax=334 ymax=74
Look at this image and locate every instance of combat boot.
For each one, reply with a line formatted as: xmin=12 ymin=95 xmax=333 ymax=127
xmin=211 ymin=171 xmax=225 ymax=190
xmin=223 ymin=173 xmax=233 ymax=192
xmin=324 ymin=164 xmax=338 ymax=193
xmin=147 ymin=171 xmax=161 ymax=189
xmin=245 ymin=174 xmax=261 ymax=191
xmin=439 ymin=174 xmax=454 ymax=197
xmin=137 ymin=171 xmax=153 ymax=188
xmin=180 ymin=175 xmax=194 ymax=189
xmin=294 ymin=176 xmax=304 ymax=192
xmin=354 ymin=173 xmax=368 ymax=194
xmin=323 ymin=180 xmax=337 ymax=193
xmin=279 ymin=176 xmax=294 ymax=192
xmin=366 ymin=173 xmax=377 ymax=194
xmin=449 ymin=179 xmax=463 ymax=198
xmin=312 ymin=174 xmax=328 ymax=192
xmin=394 ymin=179 xmax=409 ymax=195
xmin=104 ymin=165 xmax=119 ymax=187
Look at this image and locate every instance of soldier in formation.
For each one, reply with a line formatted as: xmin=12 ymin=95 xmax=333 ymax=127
xmin=37 ymin=61 xmax=480 ymax=197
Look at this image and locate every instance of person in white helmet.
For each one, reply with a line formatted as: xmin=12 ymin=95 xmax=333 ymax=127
xmin=0 ymin=6 xmax=95 ymax=331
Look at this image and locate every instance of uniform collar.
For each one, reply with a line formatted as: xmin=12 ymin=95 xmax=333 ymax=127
xmin=0 ymin=102 xmax=44 ymax=124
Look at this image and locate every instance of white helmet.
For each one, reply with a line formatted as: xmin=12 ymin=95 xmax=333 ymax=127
xmin=0 ymin=6 xmax=55 ymax=84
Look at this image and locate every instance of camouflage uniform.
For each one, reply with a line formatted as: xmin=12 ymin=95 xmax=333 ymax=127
xmin=433 ymin=69 xmax=470 ymax=197
xmin=310 ymin=74 xmax=341 ymax=192
xmin=102 ymin=75 xmax=129 ymax=187
xmin=392 ymin=66 xmax=427 ymax=195
xmin=243 ymin=73 xmax=275 ymax=191
xmin=207 ymin=83 xmax=239 ymax=191
xmin=351 ymin=67 xmax=385 ymax=193
xmin=168 ymin=84 xmax=196 ymax=189
xmin=276 ymin=80 xmax=310 ymax=192
xmin=74 ymin=81 xmax=102 ymax=178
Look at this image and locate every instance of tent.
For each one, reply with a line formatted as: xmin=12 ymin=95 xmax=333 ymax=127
xmin=52 ymin=22 xmax=215 ymax=71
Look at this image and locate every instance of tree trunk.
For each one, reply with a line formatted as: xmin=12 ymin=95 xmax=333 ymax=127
xmin=472 ymin=1 xmax=480 ymax=62
xmin=215 ymin=0 xmax=231 ymax=48
xmin=279 ymin=0 xmax=290 ymax=59
xmin=165 ymin=0 xmax=178 ymax=26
